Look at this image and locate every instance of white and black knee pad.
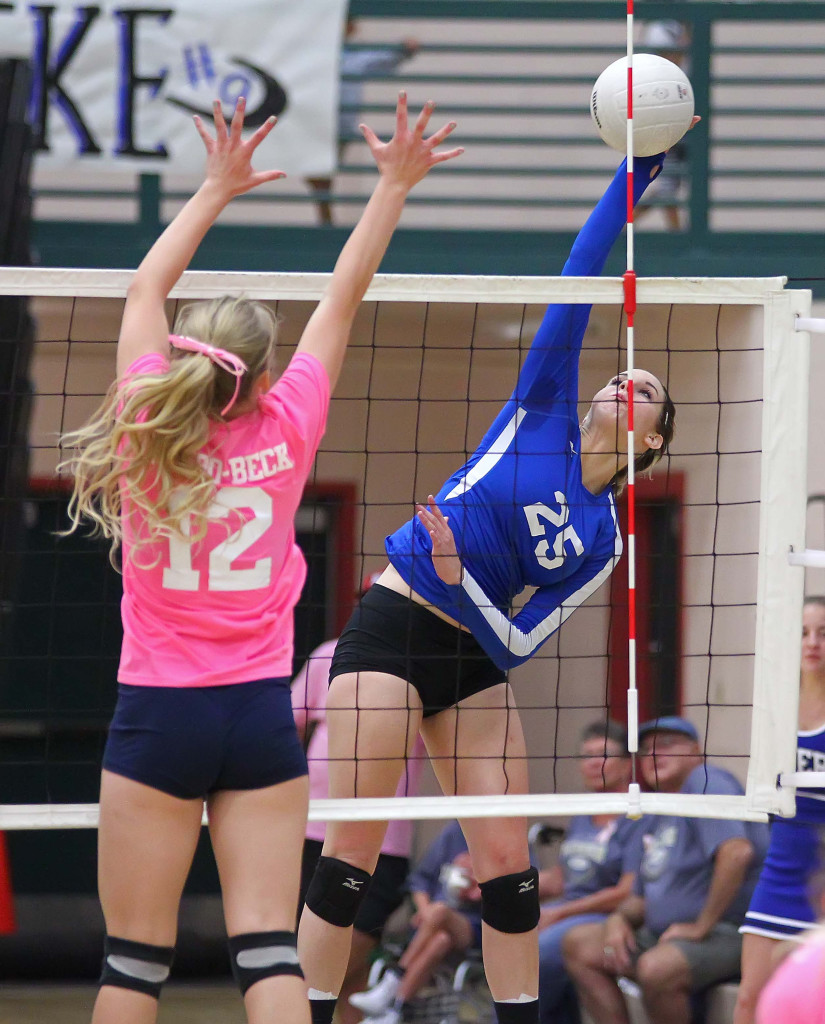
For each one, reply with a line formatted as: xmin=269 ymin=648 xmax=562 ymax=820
xmin=479 ymin=867 xmax=540 ymax=934
xmin=99 ymin=935 xmax=175 ymax=999
xmin=228 ymin=930 xmax=303 ymax=995
xmin=304 ymin=855 xmax=372 ymax=928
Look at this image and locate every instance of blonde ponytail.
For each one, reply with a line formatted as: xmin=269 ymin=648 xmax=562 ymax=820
xmin=60 ymin=296 xmax=279 ymax=567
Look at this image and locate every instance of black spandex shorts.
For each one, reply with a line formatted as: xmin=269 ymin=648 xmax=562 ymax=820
xmin=299 ymin=838 xmax=409 ymax=937
xmin=329 ymin=584 xmax=506 ymax=718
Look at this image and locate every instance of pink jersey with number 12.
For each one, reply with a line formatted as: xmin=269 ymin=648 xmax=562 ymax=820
xmin=117 ymin=350 xmax=330 ymax=687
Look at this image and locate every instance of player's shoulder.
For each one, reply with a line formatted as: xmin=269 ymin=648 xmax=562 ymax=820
xmin=264 ymin=352 xmax=329 ymax=399
xmin=258 ymin=352 xmax=330 ymax=430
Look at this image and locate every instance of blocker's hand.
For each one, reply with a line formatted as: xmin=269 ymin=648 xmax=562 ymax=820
xmin=361 ymin=92 xmax=463 ymax=191
xmin=194 ymin=96 xmax=286 ymax=199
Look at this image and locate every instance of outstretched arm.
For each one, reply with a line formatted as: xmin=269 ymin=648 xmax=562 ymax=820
xmin=295 ymin=93 xmax=462 ymax=390
xmin=561 ymin=154 xmax=663 ymax=278
xmin=515 ymin=152 xmax=664 ymax=410
xmin=117 ymin=98 xmax=284 ymax=377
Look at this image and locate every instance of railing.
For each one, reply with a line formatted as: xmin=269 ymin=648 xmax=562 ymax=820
xmin=26 ymin=1 xmax=825 ymax=287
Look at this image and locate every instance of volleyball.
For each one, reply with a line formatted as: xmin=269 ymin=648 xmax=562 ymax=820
xmin=590 ymin=53 xmax=694 ymax=156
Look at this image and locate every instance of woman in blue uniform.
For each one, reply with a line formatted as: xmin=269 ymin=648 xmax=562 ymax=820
xmin=298 ymin=155 xmax=675 ymax=1024
xmin=734 ymin=596 xmax=825 ymax=1024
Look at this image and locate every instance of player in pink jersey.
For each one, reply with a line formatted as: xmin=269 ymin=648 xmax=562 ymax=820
xmin=755 ymin=926 xmax=825 ymax=1024
xmin=60 ymin=95 xmax=462 ymax=1024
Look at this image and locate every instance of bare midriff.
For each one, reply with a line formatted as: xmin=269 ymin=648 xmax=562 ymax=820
xmin=375 ymin=563 xmax=471 ymax=633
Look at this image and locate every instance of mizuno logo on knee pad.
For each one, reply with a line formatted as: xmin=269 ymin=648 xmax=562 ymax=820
xmin=480 ymin=867 xmax=541 ymax=934
xmin=305 ymin=856 xmax=373 ymax=928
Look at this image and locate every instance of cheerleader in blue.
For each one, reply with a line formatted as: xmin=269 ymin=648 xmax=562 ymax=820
xmin=734 ymin=596 xmax=825 ymax=1024
xmin=299 ymin=155 xmax=676 ymax=1024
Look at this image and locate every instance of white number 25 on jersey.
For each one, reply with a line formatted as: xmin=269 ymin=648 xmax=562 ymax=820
xmin=162 ymin=486 xmax=273 ymax=592
xmin=523 ymin=491 xmax=584 ymax=571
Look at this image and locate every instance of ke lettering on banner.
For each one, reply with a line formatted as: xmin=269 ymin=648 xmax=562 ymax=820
xmin=0 ymin=0 xmax=347 ymax=175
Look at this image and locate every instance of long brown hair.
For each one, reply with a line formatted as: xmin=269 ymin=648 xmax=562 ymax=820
xmin=59 ymin=296 xmax=279 ymax=566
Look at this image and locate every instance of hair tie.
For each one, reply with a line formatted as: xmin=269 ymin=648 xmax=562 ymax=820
xmin=169 ymin=334 xmax=248 ymax=416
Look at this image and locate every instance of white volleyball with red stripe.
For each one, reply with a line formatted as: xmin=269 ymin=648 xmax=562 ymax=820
xmin=590 ymin=53 xmax=694 ymax=156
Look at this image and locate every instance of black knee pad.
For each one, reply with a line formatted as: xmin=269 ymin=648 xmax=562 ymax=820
xmin=228 ymin=930 xmax=303 ymax=995
xmin=99 ymin=935 xmax=175 ymax=1000
xmin=304 ymin=855 xmax=372 ymax=928
xmin=479 ymin=866 xmax=540 ymax=934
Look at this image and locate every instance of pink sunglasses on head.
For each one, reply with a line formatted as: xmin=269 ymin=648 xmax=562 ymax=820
xmin=169 ymin=334 xmax=248 ymax=416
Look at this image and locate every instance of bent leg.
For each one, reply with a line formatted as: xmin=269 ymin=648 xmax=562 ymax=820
xmin=399 ymin=928 xmax=459 ymax=1000
xmin=422 ymin=684 xmax=537 ymax=1003
xmin=298 ymin=671 xmax=422 ymax=1001
xmin=208 ymin=773 xmax=310 ymax=1024
xmin=645 ymin=923 xmax=743 ymax=1024
xmin=562 ymin=920 xmax=631 ymax=1024
xmin=401 ymin=904 xmax=475 ymax=976
xmin=636 ymin=943 xmax=692 ymax=1024
xmin=92 ymin=770 xmax=204 ymax=1024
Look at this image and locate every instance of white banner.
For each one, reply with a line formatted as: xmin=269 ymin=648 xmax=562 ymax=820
xmin=0 ymin=0 xmax=347 ymax=176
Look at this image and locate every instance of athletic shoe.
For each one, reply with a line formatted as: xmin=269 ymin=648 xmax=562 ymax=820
xmin=348 ymin=970 xmax=401 ymax=1015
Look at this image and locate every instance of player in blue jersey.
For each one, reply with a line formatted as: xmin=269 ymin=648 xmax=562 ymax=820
xmin=734 ymin=596 xmax=825 ymax=1024
xmin=298 ymin=155 xmax=676 ymax=1024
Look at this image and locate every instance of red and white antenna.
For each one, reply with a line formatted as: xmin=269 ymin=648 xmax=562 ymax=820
xmin=623 ymin=0 xmax=642 ymax=817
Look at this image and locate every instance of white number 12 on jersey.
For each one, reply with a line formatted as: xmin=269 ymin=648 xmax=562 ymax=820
xmin=162 ymin=486 xmax=273 ymax=592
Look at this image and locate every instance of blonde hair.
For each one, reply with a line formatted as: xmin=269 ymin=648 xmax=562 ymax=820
xmin=60 ymin=296 xmax=279 ymax=567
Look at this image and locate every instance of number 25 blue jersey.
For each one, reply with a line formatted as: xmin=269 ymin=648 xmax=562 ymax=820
xmin=386 ymin=154 xmax=664 ymax=671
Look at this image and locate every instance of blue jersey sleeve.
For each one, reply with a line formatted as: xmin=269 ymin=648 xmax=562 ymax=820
xmin=515 ymin=153 xmax=665 ymax=414
xmin=449 ymin=513 xmax=622 ymax=671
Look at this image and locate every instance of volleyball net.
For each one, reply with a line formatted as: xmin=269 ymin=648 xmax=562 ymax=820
xmin=0 ymin=269 xmax=812 ymax=829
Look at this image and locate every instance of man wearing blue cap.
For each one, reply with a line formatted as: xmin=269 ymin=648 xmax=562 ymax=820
xmin=562 ymin=716 xmax=769 ymax=1024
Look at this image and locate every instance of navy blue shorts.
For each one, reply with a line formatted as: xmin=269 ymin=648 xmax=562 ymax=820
xmin=103 ymin=678 xmax=308 ymax=799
